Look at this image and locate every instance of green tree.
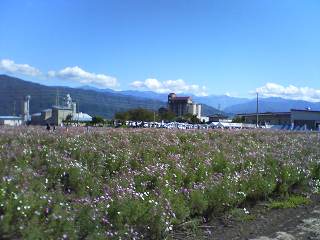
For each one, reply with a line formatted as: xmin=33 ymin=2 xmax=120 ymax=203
xmin=128 ymin=108 xmax=154 ymax=121
xmin=158 ymin=109 xmax=176 ymax=121
xmin=91 ymin=115 xmax=105 ymax=126
xmin=115 ymin=108 xmax=155 ymax=122
xmin=115 ymin=111 xmax=130 ymax=121
xmin=190 ymin=114 xmax=201 ymax=124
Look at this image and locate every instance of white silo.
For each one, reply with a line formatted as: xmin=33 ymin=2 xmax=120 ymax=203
xmin=23 ymin=95 xmax=31 ymax=122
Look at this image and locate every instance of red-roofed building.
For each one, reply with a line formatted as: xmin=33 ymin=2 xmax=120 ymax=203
xmin=168 ymin=93 xmax=201 ymax=118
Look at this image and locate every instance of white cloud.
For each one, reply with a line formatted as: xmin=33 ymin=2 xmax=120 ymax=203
xmin=0 ymin=59 xmax=41 ymax=76
xmin=131 ymin=78 xmax=208 ymax=96
xmin=48 ymin=66 xmax=118 ymax=88
xmin=255 ymin=82 xmax=320 ymax=102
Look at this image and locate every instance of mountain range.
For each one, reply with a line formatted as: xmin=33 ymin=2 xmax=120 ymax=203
xmin=80 ymin=85 xmax=320 ymax=114
xmin=0 ymin=75 xmax=223 ymax=118
xmin=1 ymin=74 xmax=319 ymax=119
xmin=224 ymin=97 xmax=320 ymax=113
xmin=79 ymin=85 xmax=249 ymax=110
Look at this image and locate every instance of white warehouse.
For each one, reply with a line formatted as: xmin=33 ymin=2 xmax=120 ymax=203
xmin=0 ymin=116 xmax=23 ymax=126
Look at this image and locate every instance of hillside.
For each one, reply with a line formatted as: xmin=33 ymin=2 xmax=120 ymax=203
xmin=224 ymin=97 xmax=320 ymax=114
xmin=0 ymin=75 xmax=222 ymax=118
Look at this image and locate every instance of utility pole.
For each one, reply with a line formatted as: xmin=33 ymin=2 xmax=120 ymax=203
xmin=256 ymin=92 xmax=259 ymax=127
xmin=77 ymin=100 xmax=80 ymax=126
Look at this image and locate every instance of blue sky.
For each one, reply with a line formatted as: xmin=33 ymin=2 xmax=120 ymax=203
xmin=1 ymin=0 xmax=320 ymax=100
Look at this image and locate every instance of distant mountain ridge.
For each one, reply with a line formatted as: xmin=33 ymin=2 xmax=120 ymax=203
xmin=0 ymin=75 xmax=223 ymax=118
xmin=224 ymin=97 xmax=320 ymax=114
xmin=2 ymin=74 xmax=317 ymax=118
xmin=79 ymin=86 xmax=320 ymax=115
xmin=79 ymin=86 xmax=250 ymax=109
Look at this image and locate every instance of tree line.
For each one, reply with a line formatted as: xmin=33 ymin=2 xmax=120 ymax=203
xmin=115 ymin=108 xmax=202 ymax=124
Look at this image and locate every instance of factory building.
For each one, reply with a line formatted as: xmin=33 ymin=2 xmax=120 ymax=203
xmin=237 ymin=112 xmax=291 ymax=125
xmin=0 ymin=116 xmax=23 ymax=126
xmin=0 ymin=94 xmax=91 ymax=126
xmin=167 ymin=93 xmax=201 ymax=119
xmin=208 ymin=114 xmax=229 ymax=123
xmin=237 ymin=109 xmax=320 ymax=130
xmin=71 ymin=112 xmax=92 ymax=123
xmin=31 ymin=94 xmax=92 ymax=126
xmin=0 ymin=95 xmax=30 ymax=126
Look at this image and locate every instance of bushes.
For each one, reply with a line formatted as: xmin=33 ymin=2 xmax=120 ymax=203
xmin=189 ymin=190 xmax=208 ymax=216
xmin=277 ymin=165 xmax=307 ymax=196
xmin=268 ymin=195 xmax=311 ymax=209
xmin=210 ymin=152 xmax=231 ymax=174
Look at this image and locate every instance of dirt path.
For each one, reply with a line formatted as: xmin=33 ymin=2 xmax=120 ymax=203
xmin=171 ymin=195 xmax=320 ymax=240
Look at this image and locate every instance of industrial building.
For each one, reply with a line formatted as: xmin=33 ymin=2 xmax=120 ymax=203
xmin=208 ymin=114 xmax=229 ymax=123
xmin=0 ymin=95 xmax=30 ymax=126
xmin=237 ymin=109 xmax=320 ymax=130
xmin=0 ymin=116 xmax=23 ymax=126
xmin=31 ymin=94 xmax=92 ymax=125
xmin=0 ymin=93 xmax=92 ymax=126
xmin=71 ymin=112 xmax=92 ymax=123
xmin=167 ymin=93 xmax=202 ymax=119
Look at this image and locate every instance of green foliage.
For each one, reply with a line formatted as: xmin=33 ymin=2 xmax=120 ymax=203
xmin=169 ymin=193 xmax=190 ymax=225
xmin=241 ymin=173 xmax=277 ymax=201
xmin=115 ymin=108 xmax=155 ymax=121
xmin=189 ymin=190 xmax=208 ymax=216
xmin=206 ymin=180 xmax=239 ymax=215
xmin=277 ymin=165 xmax=306 ymax=196
xmin=310 ymin=162 xmax=320 ymax=180
xmin=176 ymin=113 xmax=200 ymax=124
xmin=211 ymin=152 xmax=231 ymax=174
xmin=158 ymin=109 xmax=176 ymax=121
xmin=91 ymin=115 xmax=105 ymax=126
xmin=228 ymin=208 xmax=255 ymax=222
xmin=268 ymin=195 xmax=311 ymax=209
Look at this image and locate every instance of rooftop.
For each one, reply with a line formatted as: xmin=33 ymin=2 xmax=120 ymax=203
xmin=237 ymin=112 xmax=291 ymax=117
xmin=237 ymin=109 xmax=320 ymax=117
xmin=52 ymin=105 xmax=72 ymax=110
xmin=71 ymin=112 xmax=92 ymax=122
xmin=291 ymin=109 xmax=320 ymax=113
xmin=0 ymin=116 xmax=23 ymax=120
xmin=171 ymin=97 xmax=192 ymax=102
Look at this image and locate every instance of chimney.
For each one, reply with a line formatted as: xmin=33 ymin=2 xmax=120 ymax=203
xmin=23 ymin=95 xmax=31 ymax=122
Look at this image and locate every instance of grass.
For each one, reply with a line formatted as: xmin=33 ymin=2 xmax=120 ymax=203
xmin=268 ymin=195 xmax=312 ymax=209
xmin=228 ymin=208 xmax=256 ymax=221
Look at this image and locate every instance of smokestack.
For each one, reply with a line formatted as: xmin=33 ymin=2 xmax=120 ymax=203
xmin=23 ymin=95 xmax=31 ymax=122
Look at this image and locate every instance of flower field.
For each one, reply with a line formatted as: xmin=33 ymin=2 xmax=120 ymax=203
xmin=1 ymin=127 xmax=320 ymax=239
